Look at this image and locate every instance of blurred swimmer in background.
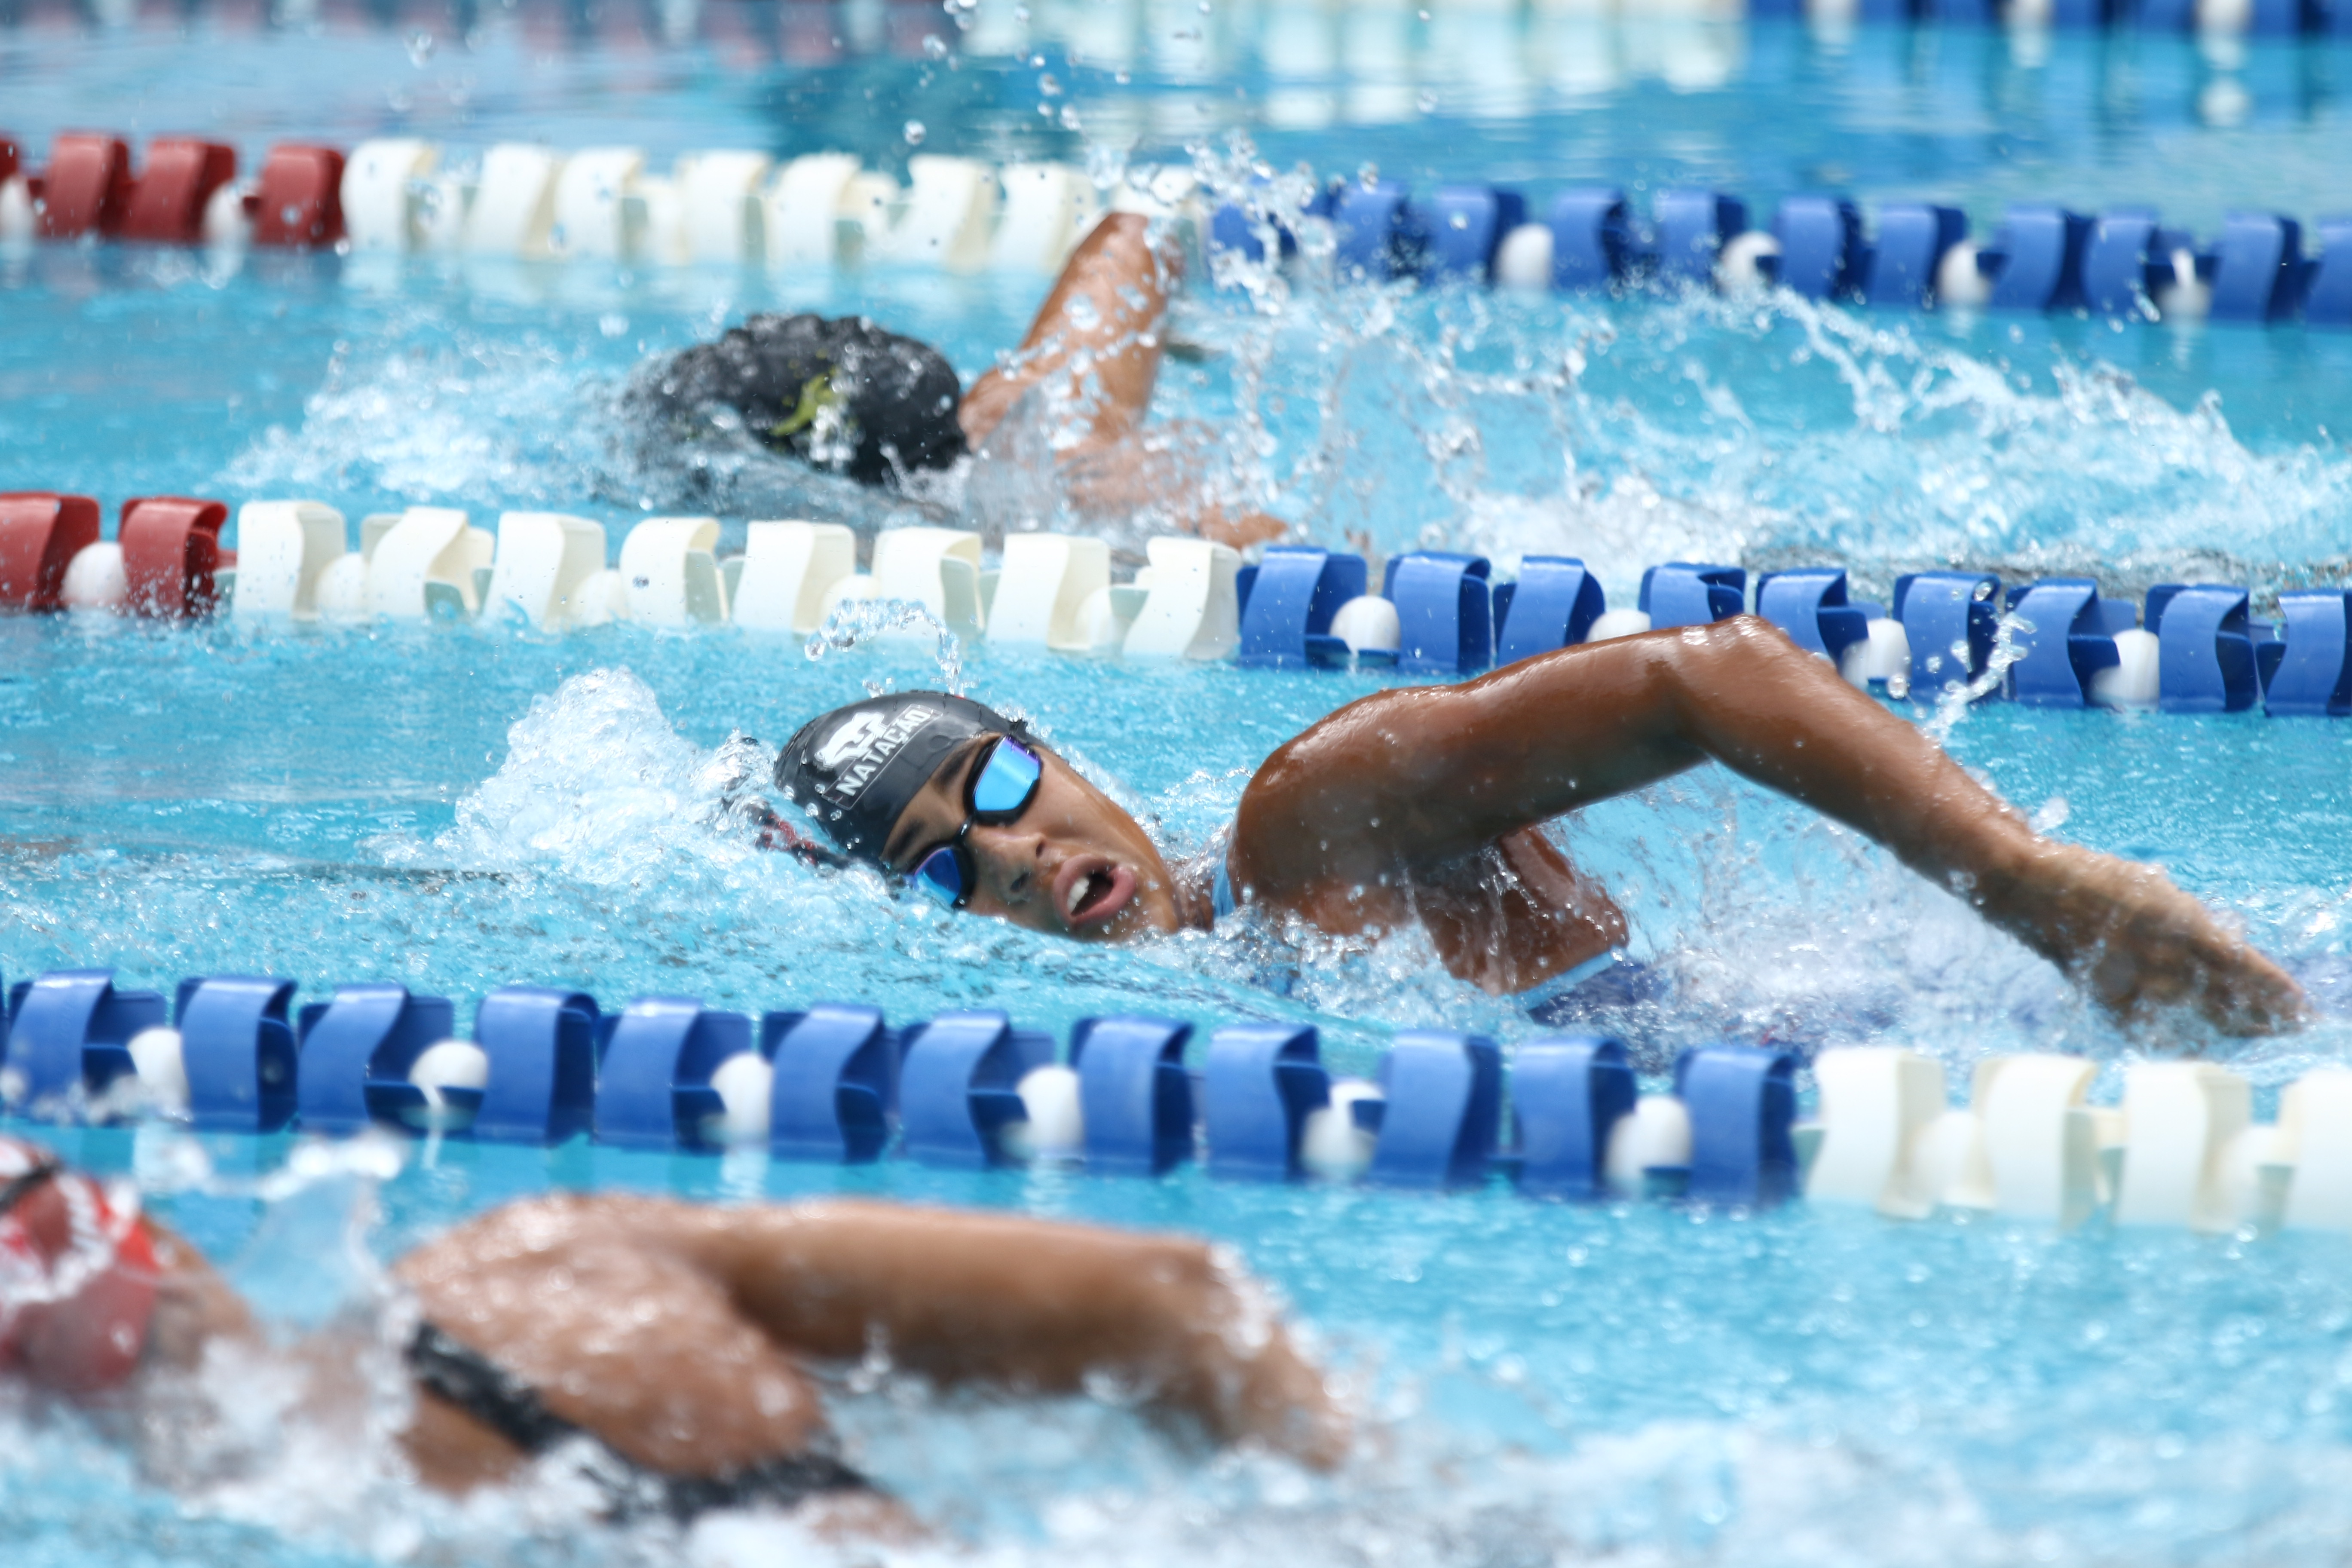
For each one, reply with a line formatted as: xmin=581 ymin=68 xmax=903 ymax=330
xmin=0 ymin=1136 xmax=1341 ymax=1527
xmin=769 ymin=616 xmax=2308 ymax=1039
xmin=634 ymin=212 xmax=1282 ymax=557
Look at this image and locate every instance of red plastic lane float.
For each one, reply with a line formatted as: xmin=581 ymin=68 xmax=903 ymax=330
xmin=119 ymin=496 xmax=233 ymax=618
xmin=0 ymin=493 xmax=102 ymax=611
xmin=120 ymin=138 xmax=237 ymax=245
xmin=36 ymin=133 xmax=134 ymax=239
xmin=251 ymin=144 xmax=346 ymax=248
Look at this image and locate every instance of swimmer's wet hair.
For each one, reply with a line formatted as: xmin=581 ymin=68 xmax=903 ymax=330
xmin=775 ymin=692 xmax=1033 ymax=866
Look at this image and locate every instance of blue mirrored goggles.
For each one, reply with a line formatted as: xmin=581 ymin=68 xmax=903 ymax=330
xmin=906 ymin=735 xmax=1044 ymax=909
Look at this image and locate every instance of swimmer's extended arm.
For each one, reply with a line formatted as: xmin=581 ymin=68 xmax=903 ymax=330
xmin=1235 ymin=615 xmax=2305 ymax=1035
xmin=697 ymin=1200 xmax=1345 ymax=1467
xmin=959 ymin=213 xmax=1174 ymax=453
xmin=958 ymin=213 xmax=1286 ymax=553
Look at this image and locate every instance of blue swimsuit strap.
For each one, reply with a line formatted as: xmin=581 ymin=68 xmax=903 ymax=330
xmin=1212 ymin=853 xmax=1238 ymax=922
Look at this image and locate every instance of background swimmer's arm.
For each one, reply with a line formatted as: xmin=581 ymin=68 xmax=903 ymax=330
xmin=1237 ymin=615 xmax=2304 ymax=1034
xmin=700 ymin=1200 xmax=1345 ymax=1467
xmin=958 ymin=212 xmax=1290 ymax=551
xmin=959 ymin=212 xmax=1173 ymax=453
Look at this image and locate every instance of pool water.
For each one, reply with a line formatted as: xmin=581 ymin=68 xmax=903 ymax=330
xmin=6 ymin=6 xmax=2352 ymax=1565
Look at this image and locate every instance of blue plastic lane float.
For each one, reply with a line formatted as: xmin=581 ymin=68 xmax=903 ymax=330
xmin=1547 ymin=187 xmax=1630 ymax=291
xmin=1385 ymin=551 xmax=1494 ymax=676
xmin=2306 ymin=218 xmax=2352 ymax=330
xmin=1640 ymin=562 xmax=1746 ymax=631
xmin=1201 ymin=1023 xmax=1329 ymax=1181
xmin=1509 ymin=1034 xmax=1636 ymax=1200
xmin=293 ymin=982 xmax=456 ymax=1138
xmin=766 ymin=1002 xmax=896 ymax=1163
xmin=1772 ymin=195 xmax=1865 ymax=301
xmin=1367 ymin=1030 xmax=1502 ymax=1189
xmin=897 ymin=1011 xmax=1055 ymax=1168
xmin=468 ymin=985 xmax=599 ymax=1144
xmin=2 ymin=969 xmax=168 ymax=1110
xmin=1237 ymin=545 xmax=1368 ymax=669
xmin=175 ymin=975 xmax=299 ymax=1133
xmin=591 ymin=996 xmax=754 ymax=1151
xmin=1493 ymin=555 xmax=1605 ymax=667
xmin=2081 ymin=209 xmax=2171 ymax=318
xmin=1755 ymin=567 xmax=1871 ymax=665
xmin=1675 ymin=1045 xmax=1799 ymax=1207
xmin=2263 ymin=590 xmax=2352 ymax=717
xmin=1984 ymin=206 xmax=2094 ymax=312
xmin=1412 ymin=184 xmax=1525 ymax=282
xmin=1653 ymin=190 xmax=1747 ymax=288
xmin=1893 ymin=571 xmax=2001 ymax=698
xmin=1071 ymin=1015 xmax=1194 ymax=1177
xmin=2006 ymin=578 xmax=2132 ymax=708
xmin=1331 ymin=180 xmax=1427 ymax=283
xmin=2208 ymin=213 xmax=2308 ymax=325
xmin=2144 ymin=584 xmax=2264 ymax=714
xmin=1863 ymin=202 xmax=1966 ymax=308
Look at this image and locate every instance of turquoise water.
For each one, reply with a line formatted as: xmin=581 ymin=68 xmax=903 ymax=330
xmin=6 ymin=6 xmax=2352 ymax=1565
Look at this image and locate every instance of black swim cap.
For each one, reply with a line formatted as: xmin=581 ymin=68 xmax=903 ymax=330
xmin=650 ymin=314 xmax=966 ymax=488
xmin=774 ymin=692 xmax=1032 ymax=866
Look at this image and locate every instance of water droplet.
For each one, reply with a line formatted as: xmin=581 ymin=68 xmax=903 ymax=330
xmin=407 ymin=28 xmax=434 ymax=64
xmin=1059 ymin=105 xmax=1082 ymax=131
xmin=922 ymin=33 xmax=948 ymax=60
xmin=903 ymin=119 xmax=926 ymax=146
xmin=1417 ymin=89 xmax=1438 ymax=113
xmin=1038 ymin=72 xmax=1061 ymax=96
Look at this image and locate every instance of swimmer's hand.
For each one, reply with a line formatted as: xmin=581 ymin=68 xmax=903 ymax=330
xmin=749 ymin=801 xmax=850 ymax=870
xmin=1979 ymin=839 xmax=2309 ymax=1038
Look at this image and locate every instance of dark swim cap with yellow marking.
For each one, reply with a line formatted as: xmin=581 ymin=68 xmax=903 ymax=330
xmin=774 ymin=693 xmax=1033 ymax=865
xmin=650 ymin=314 xmax=965 ymax=488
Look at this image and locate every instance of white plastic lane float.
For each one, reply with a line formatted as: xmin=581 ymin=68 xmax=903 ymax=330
xmin=876 ymin=155 xmax=998 ymax=273
xmin=2112 ymin=1061 xmax=2252 ymax=1234
xmin=550 ymin=147 xmax=647 ymax=260
xmin=731 ymin=520 xmax=857 ymax=634
xmin=2280 ymin=1069 xmax=2352 ymax=1232
xmin=1327 ymin=593 xmax=1402 ymax=660
xmin=464 ymin=143 xmax=566 ymax=258
xmin=1604 ymin=1092 xmax=1694 ymax=1197
xmin=986 ymin=532 xmax=1110 ymax=651
xmin=404 ymin=1039 xmax=493 ymax=1133
xmin=1298 ymin=1077 xmax=1385 ymax=1181
xmin=617 ymin=515 xmax=729 ymax=625
xmin=60 ymin=539 xmax=128 ymax=613
xmin=233 ymin=503 xmax=348 ymax=625
xmin=1585 ymin=606 xmax=1654 ymax=643
xmin=1123 ymin=536 xmax=1242 ymax=660
xmin=766 ymin=153 xmax=865 ymax=268
xmin=998 ymin=1063 xmax=1085 ymax=1163
xmin=870 ymin=526 xmax=986 ymax=640
xmin=989 ymin=162 xmax=1098 ymax=274
xmin=1906 ymin=1054 xmax=2106 ymax=1227
xmin=358 ymin=506 xmax=495 ymax=622
xmin=1802 ymin=1047 xmax=1948 ymax=1219
xmin=340 ymin=138 xmax=439 ymax=251
xmin=482 ymin=512 xmax=611 ymax=629
xmin=673 ymin=149 xmax=774 ymax=264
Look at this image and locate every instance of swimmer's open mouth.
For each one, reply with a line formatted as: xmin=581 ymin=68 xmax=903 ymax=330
xmin=1057 ymin=858 xmax=1136 ymax=930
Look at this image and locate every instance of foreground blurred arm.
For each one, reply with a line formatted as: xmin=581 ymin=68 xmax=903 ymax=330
xmin=1234 ymin=615 xmax=2305 ymax=1035
xmin=392 ymin=1195 xmax=1344 ymax=1486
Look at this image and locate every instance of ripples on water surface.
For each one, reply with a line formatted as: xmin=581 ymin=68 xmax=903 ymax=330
xmin=5 ymin=7 xmax=2352 ymax=1565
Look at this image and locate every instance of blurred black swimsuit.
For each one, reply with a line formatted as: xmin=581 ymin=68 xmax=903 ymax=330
xmin=405 ymin=1322 xmax=875 ymax=1520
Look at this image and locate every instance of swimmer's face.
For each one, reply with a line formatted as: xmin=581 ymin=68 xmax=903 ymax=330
xmin=881 ymin=737 xmax=1179 ymax=941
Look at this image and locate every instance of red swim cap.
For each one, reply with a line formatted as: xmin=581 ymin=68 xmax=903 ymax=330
xmin=0 ymin=1135 xmax=160 ymax=1394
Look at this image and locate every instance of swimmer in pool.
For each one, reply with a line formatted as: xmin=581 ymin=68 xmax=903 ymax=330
xmin=639 ymin=211 xmax=1282 ymax=552
xmin=0 ymin=1136 xmax=1342 ymax=1525
xmin=769 ymin=617 xmax=2309 ymax=1038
